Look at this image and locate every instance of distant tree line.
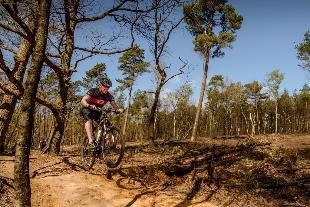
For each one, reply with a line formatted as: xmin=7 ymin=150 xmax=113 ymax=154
xmin=5 ymin=70 xmax=309 ymax=150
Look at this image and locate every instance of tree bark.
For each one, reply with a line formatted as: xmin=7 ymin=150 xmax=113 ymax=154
xmin=122 ymin=85 xmax=133 ymax=135
xmin=45 ymin=0 xmax=79 ymax=154
xmin=191 ymin=52 xmax=209 ymax=141
xmin=249 ymin=112 xmax=255 ymax=137
xmin=173 ymin=112 xmax=176 ymax=138
xmin=148 ymin=80 xmax=164 ymax=144
xmin=0 ymin=38 xmax=33 ymax=152
xmin=275 ymin=100 xmax=278 ymax=134
xmin=14 ymin=1 xmax=51 ymax=206
xmin=209 ymin=111 xmax=212 ymax=137
xmin=0 ymin=95 xmax=17 ymax=152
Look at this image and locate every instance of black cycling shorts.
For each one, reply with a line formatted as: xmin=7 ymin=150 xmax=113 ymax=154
xmin=80 ymin=107 xmax=101 ymax=121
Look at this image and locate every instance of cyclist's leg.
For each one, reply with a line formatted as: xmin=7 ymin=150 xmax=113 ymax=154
xmin=85 ymin=119 xmax=93 ymax=144
xmin=80 ymin=107 xmax=95 ymax=144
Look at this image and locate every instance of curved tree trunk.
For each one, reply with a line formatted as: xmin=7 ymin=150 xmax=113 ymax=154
xmin=0 ymin=95 xmax=17 ymax=152
xmin=14 ymin=1 xmax=51 ymax=206
xmin=50 ymin=120 xmax=65 ymax=154
xmin=148 ymin=80 xmax=165 ymax=144
xmin=43 ymin=0 xmax=78 ymax=154
xmin=191 ymin=52 xmax=209 ymax=141
xmin=0 ymin=38 xmax=33 ymax=152
xmin=42 ymin=109 xmax=62 ymax=154
xmin=42 ymin=81 xmax=69 ymax=155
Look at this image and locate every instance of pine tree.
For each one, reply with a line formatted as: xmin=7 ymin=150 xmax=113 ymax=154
xmin=81 ymin=63 xmax=107 ymax=89
xmin=117 ymin=45 xmax=149 ymax=136
xmin=183 ymin=0 xmax=243 ymax=140
xmin=296 ymin=30 xmax=310 ymax=71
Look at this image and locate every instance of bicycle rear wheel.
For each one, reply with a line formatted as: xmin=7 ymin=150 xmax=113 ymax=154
xmin=101 ymin=127 xmax=124 ymax=168
xmin=80 ymin=136 xmax=95 ymax=170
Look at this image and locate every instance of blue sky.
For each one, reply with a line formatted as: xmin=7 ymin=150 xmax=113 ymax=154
xmin=72 ymin=0 xmax=310 ymax=102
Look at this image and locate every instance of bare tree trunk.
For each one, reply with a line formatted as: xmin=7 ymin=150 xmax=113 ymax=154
xmin=139 ymin=114 xmax=143 ymax=143
xmin=263 ymin=114 xmax=267 ymax=134
xmin=14 ymin=1 xmax=51 ymax=206
xmin=249 ymin=112 xmax=255 ymax=137
xmin=122 ymin=85 xmax=133 ymax=135
xmin=209 ymin=111 xmax=212 ymax=137
xmin=51 ymin=122 xmax=65 ymax=154
xmin=154 ymin=108 xmax=158 ymax=135
xmin=42 ymin=112 xmax=61 ymax=154
xmin=241 ymin=107 xmax=249 ymax=135
xmin=173 ymin=112 xmax=176 ymax=138
xmin=205 ymin=108 xmax=208 ymax=136
xmin=275 ymin=100 xmax=278 ymax=134
xmin=191 ymin=52 xmax=209 ymax=141
xmin=229 ymin=110 xmax=233 ymax=135
xmin=306 ymin=102 xmax=309 ymax=133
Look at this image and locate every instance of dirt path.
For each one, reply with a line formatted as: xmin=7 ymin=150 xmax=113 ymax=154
xmin=31 ymin=172 xmax=215 ymax=207
xmin=1 ymin=153 xmax=216 ymax=207
xmin=33 ymin=172 xmax=141 ymax=207
xmin=1 ymin=135 xmax=309 ymax=207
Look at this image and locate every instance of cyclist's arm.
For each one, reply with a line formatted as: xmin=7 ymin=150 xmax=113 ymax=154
xmin=110 ymin=101 xmax=120 ymax=111
xmin=110 ymin=101 xmax=124 ymax=113
xmin=81 ymin=95 xmax=91 ymax=108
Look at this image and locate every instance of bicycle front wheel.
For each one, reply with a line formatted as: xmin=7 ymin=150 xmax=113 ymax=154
xmin=101 ymin=127 xmax=124 ymax=168
xmin=80 ymin=136 xmax=95 ymax=170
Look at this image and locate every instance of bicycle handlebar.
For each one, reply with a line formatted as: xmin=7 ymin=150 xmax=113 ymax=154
xmin=93 ymin=106 xmax=121 ymax=114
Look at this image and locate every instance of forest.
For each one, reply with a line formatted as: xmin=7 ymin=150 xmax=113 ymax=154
xmin=0 ymin=0 xmax=309 ymax=207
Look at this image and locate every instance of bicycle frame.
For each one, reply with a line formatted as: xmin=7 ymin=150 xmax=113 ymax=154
xmin=93 ymin=109 xmax=114 ymax=147
xmin=81 ymin=108 xmax=124 ymax=169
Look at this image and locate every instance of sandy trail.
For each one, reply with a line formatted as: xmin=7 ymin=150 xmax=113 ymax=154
xmin=32 ymin=172 xmax=213 ymax=207
xmin=33 ymin=172 xmax=139 ymax=207
xmin=3 ymin=135 xmax=308 ymax=207
xmin=1 ymin=154 xmax=215 ymax=207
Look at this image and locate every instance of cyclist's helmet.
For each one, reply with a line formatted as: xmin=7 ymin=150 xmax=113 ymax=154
xmin=100 ymin=77 xmax=112 ymax=87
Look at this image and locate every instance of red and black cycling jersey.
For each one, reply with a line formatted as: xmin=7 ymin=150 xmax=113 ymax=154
xmin=86 ymin=88 xmax=115 ymax=107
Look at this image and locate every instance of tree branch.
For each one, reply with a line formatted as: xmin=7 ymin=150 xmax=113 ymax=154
xmin=0 ymin=49 xmax=23 ymax=91
xmin=158 ymin=17 xmax=184 ymax=59
xmin=0 ymin=79 xmax=59 ymax=115
xmin=46 ymin=52 xmax=61 ymax=58
xmin=76 ymin=0 xmax=166 ymax=24
xmin=47 ymin=36 xmax=62 ymax=55
xmin=0 ymin=22 xmax=29 ymax=40
xmin=0 ymin=41 xmax=28 ymax=93
xmin=35 ymin=96 xmax=59 ymax=115
xmin=72 ymin=16 xmax=137 ymax=70
xmin=1 ymin=3 xmax=33 ymax=38
xmin=72 ymin=54 xmax=93 ymax=71
xmin=0 ymin=81 xmax=22 ymax=97
xmin=74 ymin=45 xmax=133 ymax=55
xmin=163 ymin=57 xmax=187 ymax=85
xmin=44 ymin=56 xmax=63 ymax=78
xmin=76 ymin=0 xmax=127 ymax=23
xmin=0 ymin=43 xmax=17 ymax=54
xmin=0 ymin=49 xmax=11 ymax=75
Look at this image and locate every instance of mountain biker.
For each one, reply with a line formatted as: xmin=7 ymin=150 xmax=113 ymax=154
xmin=80 ymin=77 xmax=123 ymax=148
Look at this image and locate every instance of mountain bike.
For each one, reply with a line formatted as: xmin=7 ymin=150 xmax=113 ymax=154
xmin=81 ymin=107 xmax=125 ymax=170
